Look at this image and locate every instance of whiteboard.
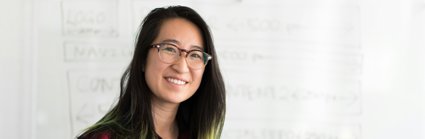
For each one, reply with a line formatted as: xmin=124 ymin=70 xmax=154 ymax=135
xmin=30 ymin=0 xmax=424 ymax=139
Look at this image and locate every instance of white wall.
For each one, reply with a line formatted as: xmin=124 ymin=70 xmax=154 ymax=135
xmin=0 ymin=0 xmax=33 ymax=139
xmin=362 ymin=0 xmax=425 ymax=139
xmin=361 ymin=0 xmax=425 ymax=138
xmin=0 ymin=0 xmax=423 ymax=139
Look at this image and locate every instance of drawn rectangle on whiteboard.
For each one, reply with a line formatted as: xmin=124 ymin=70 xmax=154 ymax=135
xmin=225 ymin=83 xmax=361 ymax=118
xmin=216 ymin=40 xmax=362 ymax=117
xmin=61 ymin=1 xmax=119 ymax=37
xmin=63 ymin=41 xmax=132 ymax=62
xmin=67 ymin=70 xmax=120 ymax=136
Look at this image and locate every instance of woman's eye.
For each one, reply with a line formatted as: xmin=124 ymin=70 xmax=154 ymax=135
xmin=189 ymin=52 xmax=203 ymax=60
xmin=162 ymin=46 xmax=177 ymax=53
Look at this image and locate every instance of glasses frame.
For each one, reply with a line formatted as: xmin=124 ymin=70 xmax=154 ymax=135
xmin=151 ymin=43 xmax=212 ymax=69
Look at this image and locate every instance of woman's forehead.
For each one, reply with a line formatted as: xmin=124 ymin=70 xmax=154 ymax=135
xmin=155 ymin=18 xmax=204 ymax=49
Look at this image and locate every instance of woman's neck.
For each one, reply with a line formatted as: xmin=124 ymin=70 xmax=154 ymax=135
xmin=151 ymin=97 xmax=179 ymax=139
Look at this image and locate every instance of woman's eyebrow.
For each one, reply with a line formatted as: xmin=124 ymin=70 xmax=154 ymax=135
xmin=191 ymin=45 xmax=203 ymax=50
xmin=160 ymin=39 xmax=180 ymax=45
xmin=161 ymin=39 xmax=204 ymax=50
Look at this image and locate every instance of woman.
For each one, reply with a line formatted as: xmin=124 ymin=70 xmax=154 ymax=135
xmin=77 ymin=6 xmax=226 ymax=139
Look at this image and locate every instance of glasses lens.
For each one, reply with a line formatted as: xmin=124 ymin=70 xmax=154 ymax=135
xmin=158 ymin=44 xmax=178 ymax=63
xmin=187 ymin=51 xmax=205 ymax=69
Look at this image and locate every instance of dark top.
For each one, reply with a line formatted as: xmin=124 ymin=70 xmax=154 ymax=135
xmin=80 ymin=131 xmax=190 ymax=139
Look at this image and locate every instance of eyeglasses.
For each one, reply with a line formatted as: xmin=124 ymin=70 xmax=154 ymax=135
xmin=151 ymin=43 xmax=212 ymax=69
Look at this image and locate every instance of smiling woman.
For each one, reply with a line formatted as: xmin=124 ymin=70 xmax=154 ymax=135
xmin=77 ymin=6 xmax=226 ymax=139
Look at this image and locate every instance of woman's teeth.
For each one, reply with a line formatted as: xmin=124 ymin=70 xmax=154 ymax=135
xmin=167 ymin=78 xmax=187 ymax=85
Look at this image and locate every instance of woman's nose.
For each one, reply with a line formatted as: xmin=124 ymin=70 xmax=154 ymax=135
xmin=171 ymin=55 xmax=190 ymax=73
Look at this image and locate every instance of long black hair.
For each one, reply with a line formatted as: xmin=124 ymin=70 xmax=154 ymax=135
xmin=77 ymin=5 xmax=226 ymax=139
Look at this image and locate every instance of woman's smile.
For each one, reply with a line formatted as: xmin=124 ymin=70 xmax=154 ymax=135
xmin=165 ymin=77 xmax=189 ymax=86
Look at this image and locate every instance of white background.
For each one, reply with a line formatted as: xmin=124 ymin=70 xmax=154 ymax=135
xmin=0 ymin=0 xmax=424 ymax=139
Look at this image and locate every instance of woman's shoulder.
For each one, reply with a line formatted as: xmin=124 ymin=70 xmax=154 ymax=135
xmin=78 ymin=131 xmax=111 ymax=139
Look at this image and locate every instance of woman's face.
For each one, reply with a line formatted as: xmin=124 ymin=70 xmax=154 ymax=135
xmin=145 ymin=18 xmax=205 ymax=104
